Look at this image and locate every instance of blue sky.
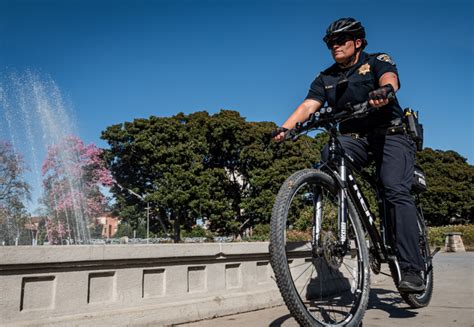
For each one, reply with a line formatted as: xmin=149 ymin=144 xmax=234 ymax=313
xmin=1 ymin=0 xmax=473 ymax=164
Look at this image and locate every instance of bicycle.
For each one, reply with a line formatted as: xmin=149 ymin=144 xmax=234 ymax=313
xmin=269 ymin=96 xmax=440 ymax=326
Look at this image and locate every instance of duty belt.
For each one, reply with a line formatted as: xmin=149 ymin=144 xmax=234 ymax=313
xmin=371 ymin=124 xmax=406 ymax=137
xmin=344 ymin=118 xmax=406 ymax=139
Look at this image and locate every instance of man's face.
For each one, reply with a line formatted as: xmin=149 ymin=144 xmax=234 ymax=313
xmin=328 ymin=35 xmax=361 ymax=63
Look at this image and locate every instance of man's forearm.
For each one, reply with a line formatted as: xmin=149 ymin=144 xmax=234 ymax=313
xmin=282 ymin=100 xmax=321 ymax=129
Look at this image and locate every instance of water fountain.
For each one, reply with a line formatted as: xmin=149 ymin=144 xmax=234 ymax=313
xmin=0 ymin=70 xmax=92 ymax=245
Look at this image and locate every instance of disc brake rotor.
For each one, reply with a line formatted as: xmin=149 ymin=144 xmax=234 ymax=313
xmin=323 ymin=231 xmax=343 ymax=270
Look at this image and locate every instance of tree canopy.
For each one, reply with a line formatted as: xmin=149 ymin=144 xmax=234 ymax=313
xmin=417 ymin=148 xmax=473 ymax=225
xmin=101 ymin=110 xmax=323 ymax=239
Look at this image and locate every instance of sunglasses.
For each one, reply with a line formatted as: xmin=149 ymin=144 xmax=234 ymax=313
xmin=326 ymin=34 xmax=353 ymax=49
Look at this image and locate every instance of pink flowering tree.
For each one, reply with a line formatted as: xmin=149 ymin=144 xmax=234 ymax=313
xmin=42 ymin=136 xmax=113 ymax=244
xmin=44 ymin=217 xmax=68 ymax=245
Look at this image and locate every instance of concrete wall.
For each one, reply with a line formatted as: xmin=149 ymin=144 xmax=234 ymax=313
xmin=0 ymin=242 xmax=311 ymax=326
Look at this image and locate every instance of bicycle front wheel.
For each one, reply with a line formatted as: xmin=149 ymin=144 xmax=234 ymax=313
xmin=270 ymin=169 xmax=370 ymax=327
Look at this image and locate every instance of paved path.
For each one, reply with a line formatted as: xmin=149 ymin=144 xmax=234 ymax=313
xmin=181 ymin=252 xmax=474 ymax=326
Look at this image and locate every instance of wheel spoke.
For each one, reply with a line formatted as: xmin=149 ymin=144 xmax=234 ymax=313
xmin=292 ymin=261 xmax=313 ymax=283
xmin=298 ymin=265 xmax=315 ymax=297
xmin=289 ymin=260 xmax=313 ymax=270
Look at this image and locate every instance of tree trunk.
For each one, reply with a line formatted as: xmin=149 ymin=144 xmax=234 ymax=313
xmin=173 ymin=215 xmax=181 ymax=243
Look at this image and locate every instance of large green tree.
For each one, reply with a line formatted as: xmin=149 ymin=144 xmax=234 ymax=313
xmin=102 ymin=113 xmax=207 ymax=241
xmin=417 ymin=148 xmax=473 ymax=225
xmin=101 ymin=110 xmax=322 ymax=239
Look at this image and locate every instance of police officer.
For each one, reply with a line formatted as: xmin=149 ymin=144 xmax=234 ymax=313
xmin=274 ymin=17 xmax=424 ymax=293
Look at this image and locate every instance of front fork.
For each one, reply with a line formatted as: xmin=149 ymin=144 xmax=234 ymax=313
xmin=312 ymin=158 xmax=348 ymax=255
xmin=338 ymin=158 xmax=348 ymax=245
xmin=312 ymin=185 xmax=322 ymax=252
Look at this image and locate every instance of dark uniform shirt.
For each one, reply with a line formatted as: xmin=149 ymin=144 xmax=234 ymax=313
xmin=306 ymin=51 xmax=403 ymax=134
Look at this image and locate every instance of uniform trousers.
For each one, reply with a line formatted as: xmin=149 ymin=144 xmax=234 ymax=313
xmin=322 ymin=133 xmax=424 ymax=272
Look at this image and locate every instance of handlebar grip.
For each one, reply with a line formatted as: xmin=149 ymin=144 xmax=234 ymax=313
xmin=271 ymin=127 xmax=288 ymax=138
xmin=344 ymin=103 xmax=354 ymax=113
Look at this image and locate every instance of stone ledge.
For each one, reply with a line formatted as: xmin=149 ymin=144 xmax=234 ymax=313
xmin=1 ymin=289 xmax=284 ymax=327
xmin=0 ymin=243 xmax=309 ymax=326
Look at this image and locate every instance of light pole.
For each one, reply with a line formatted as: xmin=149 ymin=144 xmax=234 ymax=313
xmin=146 ymin=201 xmax=150 ymax=244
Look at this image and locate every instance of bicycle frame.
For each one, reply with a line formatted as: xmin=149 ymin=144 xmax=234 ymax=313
xmin=286 ymin=97 xmax=436 ymax=282
xmin=314 ymin=125 xmax=403 ymax=278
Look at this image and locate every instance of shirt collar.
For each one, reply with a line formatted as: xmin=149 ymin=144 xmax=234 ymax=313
xmin=336 ymin=51 xmax=368 ymax=75
xmin=358 ymin=51 xmax=368 ymax=64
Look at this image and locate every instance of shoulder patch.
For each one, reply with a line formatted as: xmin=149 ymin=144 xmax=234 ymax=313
xmin=376 ymin=54 xmax=395 ymax=65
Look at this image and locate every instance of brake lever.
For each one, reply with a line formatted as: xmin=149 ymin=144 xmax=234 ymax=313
xmin=355 ymin=91 xmax=396 ymax=117
xmin=290 ymin=122 xmax=304 ymax=141
xmin=283 ymin=129 xmax=296 ymax=141
xmin=387 ymin=91 xmax=395 ymax=101
xmin=287 ymin=120 xmax=309 ymax=142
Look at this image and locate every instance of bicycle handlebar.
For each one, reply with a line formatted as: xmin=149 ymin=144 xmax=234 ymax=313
xmin=285 ymin=91 xmax=395 ymax=141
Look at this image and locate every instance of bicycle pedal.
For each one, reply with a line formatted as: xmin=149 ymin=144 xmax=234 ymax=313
xmin=430 ymin=247 xmax=441 ymax=257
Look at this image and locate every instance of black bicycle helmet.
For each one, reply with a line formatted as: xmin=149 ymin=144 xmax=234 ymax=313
xmin=323 ymin=17 xmax=367 ymax=48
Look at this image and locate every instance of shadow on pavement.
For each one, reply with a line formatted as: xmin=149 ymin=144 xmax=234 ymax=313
xmin=268 ymin=287 xmax=420 ymax=326
xmin=368 ymin=287 xmax=418 ymax=318
xmin=269 ymin=313 xmax=293 ymax=326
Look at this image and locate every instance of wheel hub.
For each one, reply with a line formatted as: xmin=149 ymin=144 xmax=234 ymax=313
xmin=322 ymin=231 xmax=343 ymax=270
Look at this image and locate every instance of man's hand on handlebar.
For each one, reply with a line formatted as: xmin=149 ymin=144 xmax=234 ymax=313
xmin=272 ymin=127 xmax=289 ymax=142
xmin=368 ymin=84 xmax=395 ymax=108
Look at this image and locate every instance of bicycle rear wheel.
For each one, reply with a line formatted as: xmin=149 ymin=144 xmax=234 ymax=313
xmin=270 ymin=169 xmax=370 ymax=327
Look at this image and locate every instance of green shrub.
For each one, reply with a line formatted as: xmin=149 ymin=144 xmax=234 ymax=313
xmin=253 ymin=224 xmax=270 ymax=237
xmin=287 ymin=230 xmax=312 ymax=242
xmin=181 ymin=225 xmax=214 ymax=238
xmin=242 ymin=223 xmax=270 ymax=241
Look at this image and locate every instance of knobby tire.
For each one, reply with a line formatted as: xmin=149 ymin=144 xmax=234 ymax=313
xmin=270 ymin=169 xmax=370 ymax=326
